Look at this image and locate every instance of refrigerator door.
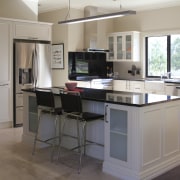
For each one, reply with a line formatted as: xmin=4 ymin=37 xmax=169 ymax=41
xmin=15 ymin=41 xmax=35 ymax=92
xmin=35 ymin=43 xmax=52 ymax=88
xmin=14 ymin=40 xmax=52 ymax=127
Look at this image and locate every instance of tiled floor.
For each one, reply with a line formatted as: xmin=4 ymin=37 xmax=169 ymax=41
xmin=0 ymin=127 xmax=120 ymax=180
xmin=0 ymin=127 xmax=180 ymax=180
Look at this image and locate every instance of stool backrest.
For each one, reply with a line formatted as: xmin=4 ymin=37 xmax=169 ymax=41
xmin=35 ymin=90 xmax=55 ymax=108
xmin=60 ymin=93 xmax=82 ymax=113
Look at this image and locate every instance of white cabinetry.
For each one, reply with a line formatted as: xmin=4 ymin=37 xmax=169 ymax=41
xmin=0 ymin=17 xmax=52 ymax=128
xmin=104 ymin=103 xmax=131 ymax=168
xmin=164 ymin=84 xmax=178 ymax=96
xmin=107 ymin=31 xmax=140 ymax=62
xmin=13 ymin=22 xmax=52 ymax=41
xmin=113 ymin=80 xmax=144 ymax=93
xmin=129 ymin=81 xmax=144 ymax=92
xmin=0 ymin=21 xmax=12 ymax=127
xmin=113 ymin=80 xmax=127 ymax=91
xmin=144 ymin=81 xmax=165 ymax=94
xmin=103 ymin=100 xmax=180 ymax=180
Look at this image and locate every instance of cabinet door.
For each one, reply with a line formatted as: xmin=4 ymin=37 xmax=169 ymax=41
xmin=14 ymin=22 xmax=52 ymax=41
xmin=0 ymin=21 xmax=12 ymax=125
xmin=0 ymin=22 xmax=10 ymax=83
xmin=107 ymin=31 xmax=139 ymax=62
xmin=125 ymin=34 xmax=132 ymax=60
xmin=129 ymin=81 xmax=145 ymax=93
xmin=107 ymin=36 xmax=114 ymax=60
xmin=28 ymin=96 xmax=38 ymax=133
xmin=0 ymin=86 xmax=10 ymax=123
xmin=104 ymin=104 xmax=129 ymax=166
xmin=116 ymin=35 xmax=123 ymax=60
xmin=113 ymin=80 xmax=127 ymax=91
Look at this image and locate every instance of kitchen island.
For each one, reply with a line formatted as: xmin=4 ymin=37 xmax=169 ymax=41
xmin=22 ymin=88 xmax=180 ymax=180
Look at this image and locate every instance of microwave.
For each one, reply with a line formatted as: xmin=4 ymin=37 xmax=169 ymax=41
xmin=68 ymin=51 xmax=111 ymax=81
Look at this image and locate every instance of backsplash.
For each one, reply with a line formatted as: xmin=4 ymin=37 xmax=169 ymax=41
xmin=113 ymin=61 xmax=142 ymax=79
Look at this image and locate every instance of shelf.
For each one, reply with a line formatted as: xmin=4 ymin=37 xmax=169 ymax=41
xmin=110 ymin=129 xmax=127 ymax=136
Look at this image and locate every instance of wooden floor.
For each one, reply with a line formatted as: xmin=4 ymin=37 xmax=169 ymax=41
xmin=153 ymin=165 xmax=180 ymax=180
xmin=1 ymin=127 xmax=180 ymax=180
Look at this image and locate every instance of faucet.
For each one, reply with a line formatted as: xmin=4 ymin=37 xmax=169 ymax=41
xmin=167 ymin=72 xmax=171 ymax=79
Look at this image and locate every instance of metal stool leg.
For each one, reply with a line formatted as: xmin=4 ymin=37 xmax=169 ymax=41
xmin=77 ymin=119 xmax=80 ymax=153
xmin=83 ymin=121 xmax=87 ymax=155
xmin=57 ymin=114 xmax=66 ymax=160
xmin=32 ymin=109 xmax=41 ymax=155
xmin=78 ymin=121 xmax=86 ymax=174
xmin=51 ymin=114 xmax=58 ymax=162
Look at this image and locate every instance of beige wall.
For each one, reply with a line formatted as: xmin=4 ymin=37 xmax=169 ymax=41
xmin=39 ymin=6 xmax=180 ymax=82
xmin=84 ymin=19 xmax=114 ymax=49
xmin=114 ymin=6 xmax=180 ymax=32
xmin=112 ymin=6 xmax=180 ymax=79
xmin=39 ymin=9 xmax=84 ymax=86
xmin=0 ymin=0 xmax=38 ymax=21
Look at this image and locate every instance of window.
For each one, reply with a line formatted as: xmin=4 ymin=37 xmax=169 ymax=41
xmin=146 ymin=34 xmax=180 ymax=78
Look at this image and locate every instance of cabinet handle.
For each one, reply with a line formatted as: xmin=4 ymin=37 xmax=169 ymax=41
xmin=105 ymin=104 xmax=109 ymax=123
xmin=28 ymin=37 xmax=38 ymax=40
xmin=0 ymin=84 xmax=8 ymax=86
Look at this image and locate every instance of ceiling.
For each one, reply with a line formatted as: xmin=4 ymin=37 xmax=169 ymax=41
xmin=38 ymin=0 xmax=180 ymax=14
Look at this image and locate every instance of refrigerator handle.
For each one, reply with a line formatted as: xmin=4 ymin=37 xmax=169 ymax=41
xmin=32 ymin=50 xmax=35 ymax=87
xmin=34 ymin=45 xmax=38 ymax=88
xmin=32 ymin=47 xmax=38 ymax=89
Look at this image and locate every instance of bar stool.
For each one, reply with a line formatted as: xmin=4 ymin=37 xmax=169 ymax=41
xmin=32 ymin=90 xmax=62 ymax=161
xmin=58 ymin=92 xmax=104 ymax=173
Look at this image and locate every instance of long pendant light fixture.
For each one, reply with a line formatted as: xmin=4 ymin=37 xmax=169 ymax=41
xmin=58 ymin=10 xmax=136 ymax=25
xmin=58 ymin=0 xmax=136 ymax=25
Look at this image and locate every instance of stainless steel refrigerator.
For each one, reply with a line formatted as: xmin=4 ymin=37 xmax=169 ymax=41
xmin=13 ymin=40 xmax=52 ymax=127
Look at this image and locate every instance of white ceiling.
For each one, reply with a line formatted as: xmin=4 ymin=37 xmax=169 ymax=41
xmin=38 ymin=0 xmax=180 ymax=13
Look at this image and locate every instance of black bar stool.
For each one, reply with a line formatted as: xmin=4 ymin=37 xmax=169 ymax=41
xmin=32 ymin=90 xmax=62 ymax=161
xmin=58 ymin=92 xmax=104 ymax=173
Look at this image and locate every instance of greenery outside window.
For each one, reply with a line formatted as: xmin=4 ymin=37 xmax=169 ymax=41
xmin=146 ymin=34 xmax=180 ymax=78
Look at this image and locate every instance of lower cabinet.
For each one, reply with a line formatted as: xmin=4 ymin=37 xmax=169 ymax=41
xmin=0 ymin=86 xmax=11 ymax=126
xmin=22 ymin=92 xmax=38 ymax=143
xmin=28 ymin=95 xmax=38 ymax=133
xmin=103 ymin=101 xmax=180 ymax=180
xmin=104 ymin=103 xmax=130 ymax=167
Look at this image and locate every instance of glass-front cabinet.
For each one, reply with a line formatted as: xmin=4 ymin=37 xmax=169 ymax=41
xmin=107 ymin=31 xmax=140 ymax=61
xmin=104 ymin=103 xmax=131 ymax=167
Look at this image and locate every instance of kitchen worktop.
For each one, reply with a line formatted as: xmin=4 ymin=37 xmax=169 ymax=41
xmin=22 ymin=87 xmax=180 ymax=107
xmin=115 ymin=77 xmax=180 ymax=83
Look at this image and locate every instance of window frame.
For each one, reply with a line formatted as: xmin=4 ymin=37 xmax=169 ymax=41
xmin=145 ymin=35 xmax=172 ymax=78
xmin=145 ymin=32 xmax=180 ymax=79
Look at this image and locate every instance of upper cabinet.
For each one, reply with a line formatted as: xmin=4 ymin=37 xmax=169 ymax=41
xmin=13 ymin=22 xmax=52 ymax=41
xmin=107 ymin=31 xmax=140 ymax=62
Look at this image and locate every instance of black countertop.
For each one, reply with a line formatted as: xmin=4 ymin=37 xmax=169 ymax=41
xmin=22 ymin=87 xmax=180 ymax=107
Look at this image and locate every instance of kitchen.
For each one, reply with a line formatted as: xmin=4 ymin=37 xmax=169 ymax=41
xmin=1 ymin=0 xmax=180 ymax=180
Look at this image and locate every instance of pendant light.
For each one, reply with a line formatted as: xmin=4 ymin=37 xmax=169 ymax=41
xmin=58 ymin=0 xmax=136 ymax=25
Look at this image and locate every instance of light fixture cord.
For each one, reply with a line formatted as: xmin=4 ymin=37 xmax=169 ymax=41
xmin=120 ymin=0 xmax=122 ymax=10
xmin=65 ymin=0 xmax=71 ymax=20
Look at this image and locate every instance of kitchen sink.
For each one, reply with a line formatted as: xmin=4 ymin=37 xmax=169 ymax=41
xmin=164 ymin=79 xmax=180 ymax=83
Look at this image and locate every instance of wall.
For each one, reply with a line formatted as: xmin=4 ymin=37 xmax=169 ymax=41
xmin=84 ymin=19 xmax=114 ymax=49
xmin=113 ymin=6 xmax=180 ymax=79
xmin=39 ymin=8 xmax=84 ymax=86
xmin=0 ymin=0 xmax=38 ymax=21
xmin=39 ymin=5 xmax=180 ymax=82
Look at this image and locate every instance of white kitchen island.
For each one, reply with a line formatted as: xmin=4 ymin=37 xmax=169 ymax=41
xmin=22 ymin=88 xmax=180 ymax=180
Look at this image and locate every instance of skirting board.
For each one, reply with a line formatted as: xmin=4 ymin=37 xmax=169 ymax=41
xmin=0 ymin=121 xmax=13 ymax=129
xmin=103 ymin=154 xmax=180 ymax=180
